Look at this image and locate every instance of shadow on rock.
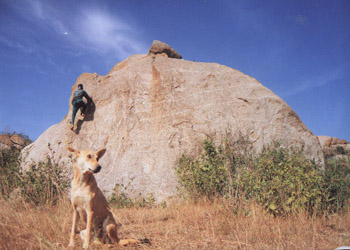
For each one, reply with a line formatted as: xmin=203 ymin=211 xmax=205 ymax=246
xmin=75 ymin=100 xmax=96 ymax=134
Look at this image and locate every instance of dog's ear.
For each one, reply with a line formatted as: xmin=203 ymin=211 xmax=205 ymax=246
xmin=68 ymin=147 xmax=80 ymax=157
xmin=96 ymin=148 xmax=106 ymax=159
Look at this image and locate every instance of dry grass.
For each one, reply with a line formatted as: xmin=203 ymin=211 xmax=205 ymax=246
xmin=0 ymin=198 xmax=349 ymax=250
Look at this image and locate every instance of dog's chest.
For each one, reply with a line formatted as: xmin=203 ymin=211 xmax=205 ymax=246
xmin=71 ymin=186 xmax=92 ymax=206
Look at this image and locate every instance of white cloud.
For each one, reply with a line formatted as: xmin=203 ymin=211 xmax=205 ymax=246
xmin=75 ymin=9 xmax=146 ymax=59
xmin=11 ymin=0 xmax=147 ymax=60
xmin=0 ymin=36 xmax=33 ymax=54
xmin=281 ymin=69 xmax=344 ymax=97
xmin=25 ymin=0 xmax=68 ymax=35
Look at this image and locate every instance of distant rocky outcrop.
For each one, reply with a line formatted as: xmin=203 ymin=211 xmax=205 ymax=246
xmin=317 ymin=136 xmax=349 ymax=160
xmin=0 ymin=134 xmax=30 ymax=151
xmin=21 ymin=41 xmax=324 ymax=201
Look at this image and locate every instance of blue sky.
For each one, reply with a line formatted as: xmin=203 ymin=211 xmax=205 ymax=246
xmin=0 ymin=0 xmax=349 ymax=141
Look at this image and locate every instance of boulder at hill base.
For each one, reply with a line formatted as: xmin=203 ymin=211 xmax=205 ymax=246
xmin=21 ymin=41 xmax=324 ymax=200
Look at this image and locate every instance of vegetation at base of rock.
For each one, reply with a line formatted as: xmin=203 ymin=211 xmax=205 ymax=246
xmin=0 ymin=149 xmax=22 ymax=197
xmin=19 ymin=157 xmax=70 ymax=205
xmin=241 ymin=143 xmax=324 ymax=215
xmin=323 ymin=157 xmax=350 ymax=212
xmin=2 ymin=131 xmax=349 ymax=216
xmin=108 ymin=182 xmax=156 ymax=208
xmin=0 ymin=136 xmax=70 ymax=205
xmin=176 ymin=138 xmax=350 ymax=215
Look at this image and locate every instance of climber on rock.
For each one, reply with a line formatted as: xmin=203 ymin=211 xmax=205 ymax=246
xmin=70 ymin=83 xmax=92 ymax=130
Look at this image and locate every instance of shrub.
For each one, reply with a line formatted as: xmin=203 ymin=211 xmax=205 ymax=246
xmin=108 ymin=182 xmax=155 ymax=208
xmin=0 ymin=149 xmax=22 ymax=197
xmin=19 ymin=157 xmax=70 ymax=205
xmin=176 ymin=139 xmax=328 ymax=215
xmin=238 ymin=143 xmax=324 ymax=215
xmin=323 ymin=157 xmax=350 ymax=212
xmin=336 ymin=146 xmax=345 ymax=155
xmin=176 ymin=140 xmax=229 ymax=199
xmin=0 ymin=139 xmax=70 ymax=205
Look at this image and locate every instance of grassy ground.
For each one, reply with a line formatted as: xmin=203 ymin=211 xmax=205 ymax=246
xmin=0 ymin=198 xmax=349 ymax=250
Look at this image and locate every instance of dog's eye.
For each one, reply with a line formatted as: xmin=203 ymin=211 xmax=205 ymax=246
xmin=87 ymin=154 xmax=92 ymax=159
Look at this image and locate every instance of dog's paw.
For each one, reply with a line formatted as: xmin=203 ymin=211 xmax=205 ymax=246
xmin=82 ymin=242 xmax=90 ymax=249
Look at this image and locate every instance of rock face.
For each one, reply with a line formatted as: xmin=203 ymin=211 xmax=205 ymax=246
xmin=148 ymin=40 xmax=182 ymax=59
xmin=21 ymin=42 xmax=324 ymax=201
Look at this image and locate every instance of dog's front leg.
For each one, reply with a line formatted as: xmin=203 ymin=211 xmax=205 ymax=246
xmin=69 ymin=207 xmax=79 ymax=247
xmin=83 ymin=210 xmax=94 ymax=249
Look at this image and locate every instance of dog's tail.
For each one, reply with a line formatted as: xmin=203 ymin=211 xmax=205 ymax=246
xmin=106 ymin=223 xmax=151 ymax=246
xmin=118 ymin=238 xmax=151 ymax=246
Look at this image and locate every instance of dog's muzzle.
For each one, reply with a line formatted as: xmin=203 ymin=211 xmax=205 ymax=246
xmin=93 ymin=166 xmax=101 ymax=173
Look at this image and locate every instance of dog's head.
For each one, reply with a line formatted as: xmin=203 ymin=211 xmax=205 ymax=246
xmin=68 ymin=147 xmax=106 ymax=174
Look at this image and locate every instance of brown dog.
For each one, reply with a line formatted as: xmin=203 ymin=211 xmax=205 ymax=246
xmin=68 ymin=147 xmax=144 ymax=248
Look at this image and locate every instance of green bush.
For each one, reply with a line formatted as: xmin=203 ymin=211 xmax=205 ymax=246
xmin=336 ymin=146 xmax=345 ymax=155
xmin=108 ymin=182 xmax=155 ymax=208
xmin=323 ymin=157 xmax=350 ymax=212
xmin=0 ymin=149 xmax=22 ymax=197
xmin=238 ymin=143 xmax=324 ymax=215
xmin=176 ymin=140 xmax=231 ymax=199
xmin=19 ymin=157 xmax=70 ymax=205
xmin=0 ymin=140 xmax=70 ymax=205
xmin=176 ymin=139 xmax=350 ymax=215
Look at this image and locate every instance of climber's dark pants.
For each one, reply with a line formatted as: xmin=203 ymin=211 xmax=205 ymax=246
xmin=71 ymin=100 xmax=87 ymax=125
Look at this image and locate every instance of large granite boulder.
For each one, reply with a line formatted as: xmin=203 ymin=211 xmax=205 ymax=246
xmin=21 ymin=42 xmax=324 ymax=200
